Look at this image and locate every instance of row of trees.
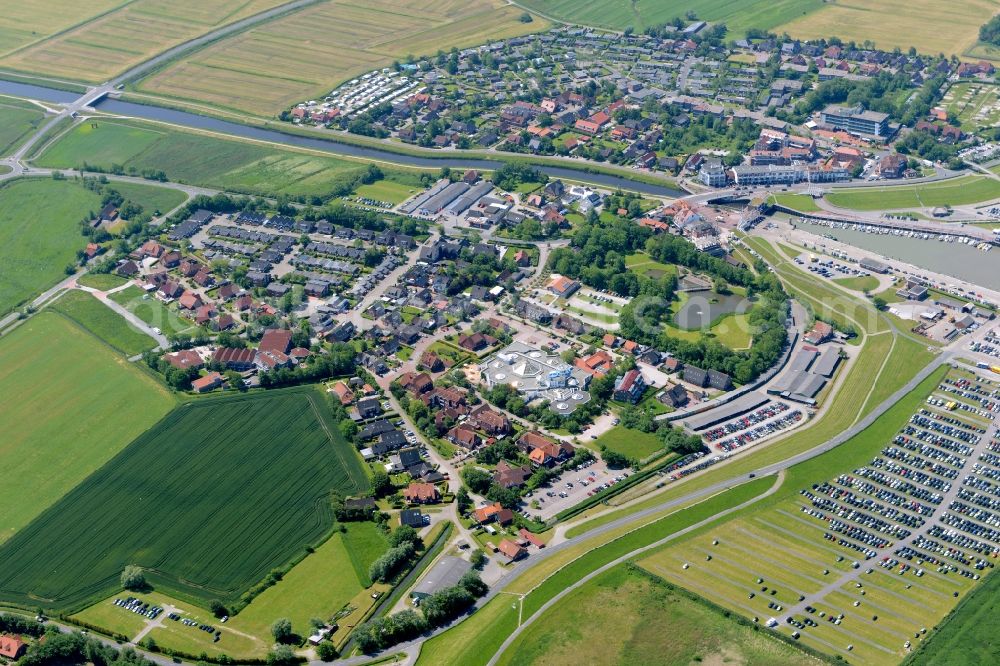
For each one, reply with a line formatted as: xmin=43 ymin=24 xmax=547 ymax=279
xmin=354 ymin=571 xmax=488 ymax=653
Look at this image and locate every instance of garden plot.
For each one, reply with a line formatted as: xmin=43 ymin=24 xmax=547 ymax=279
xmin=943 ymin=83 xmax=1000 ymax=132
xmin=640 ymin=369 xmax=1000 ymax=665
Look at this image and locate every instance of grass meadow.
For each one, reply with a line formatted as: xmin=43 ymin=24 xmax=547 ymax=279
xmin=832 ymin=275 xmax=880 ymax=293
xmin=109 ymin=285 xmax=197 ymax=338
xmin=770 ymin=193 xmax=822 ymax=213
xmin=824 ymin=176 xmax=1000 ymax=211
xmin=35 ymin=119 xmax=384 ymax=200
xmin=593 ymin=425 xmax=664 ymax=460
xmin=778 ymin=0 xmax=999 ymax=57
xmin=0 ymin=98 xmax=46 ymax=155
xmin=137 ymin=0 xmax=548 ymax=117
xmin=0 ymin=0 xmax=288 ymax=82
xmin=516 ymin=0 xmax=821 ymax=37
xmin=0 ymin=387 xmax=369 ymax=612
xmin=76 ymin=273 xmax=129 ymax=291
xmin=110 ymin=181 xmax=188 ymax=216
xmin=495 ymin=565 xmax=818 ymax=666
xmin=0 ymin=178 xmax=101 ymax=315
xmin=49 ymin=290 xmax=157 ymax=356
xmin=0 ymin=312 xmax=175 ymax=545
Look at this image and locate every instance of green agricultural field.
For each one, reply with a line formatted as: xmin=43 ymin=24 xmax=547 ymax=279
xmin=769 ymin=193 xmax=821 ymax=213
xmin=76 ymin=273 xmax=128 ymax=290
xmin=109 ymin=285 xmax=196 ymax=337
xmin=594 ymin=425 xmax=663 ymax=460
xmin=0 ymin=0 xmax=289 ymax=82
xmin=905 ymin=568 xmax=1000 ymax=665
xmin=778 ymin=0 xmax=997 ymax=57
xmin=0 ymin=387 xmax=369 ymax=611
xmin=824 ymin=176 xmax=1000 ymax=211
xmin=35 ymin=120 xmax=389 ymax=200
xmin=0 ymin=312 xmax=174 ymax=545
xmin=136 ymin=0 xmax=548 ymax=117
xmin=496 ymin=565 xmax=817 ymax=666
xmin=0 ymin=178 xmax=101 ymax=315
xmin=832 ymin=275 xmax=880 ymax=293
xmin=516 ymin=0 xmax=821 ymax=38
xmin=0 ymin=98 xmax=46 ymax=155
xmin=49 ymin=290 xmax=157 ymax=356
xmin=109 ymin=182 xmax=188 ymax=216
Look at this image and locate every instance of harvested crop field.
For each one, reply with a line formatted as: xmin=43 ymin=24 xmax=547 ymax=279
xmin=0 ymin=1 xmax=125 ymax=57
xmin=777 ymin=0 xmax=1000 ymax=57
xmin=137 ymin=0 xmax=548 ymax=116
xmin=0 ymin=387 xmax=369 ymax=611
xmin=0 ymin=0 xmax=289 ymax=82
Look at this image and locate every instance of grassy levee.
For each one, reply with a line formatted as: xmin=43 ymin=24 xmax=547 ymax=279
xmin=415 ymin=478 xmax=775 ymax=666
xmin=0 ymin=385 xmax=368 ymax=613
xmin=769 ymin=193 xmax=822 ymax=213
xmin=0 ymin=312 xmax=175 ymax=546
xmin=824 ymin=175 xmax=1000 ymax=211
xmin=49 ymin=290 xmax=157 ymax=356
xmin=0 ymin=178 xmax=101 ymax=315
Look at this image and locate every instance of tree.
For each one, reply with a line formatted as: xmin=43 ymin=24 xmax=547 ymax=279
xmin=371 ymin=469 xmax=392 ymax=497
xmin=209 ymin=600 xmax=229 ymax=618
xmin=872 ymin=296 xmax=887 ymax=311
xmin=267 ymin=645 xmax=297 ymax=666
xmin=309 ymin=617 xmax=326 ymax=631
xmin=315 ymin=642 xmax=337 ymax=661
xmin=601 ymin=449 xmax=632 ymax=469
xmin=456 ymin=487 xmax=472 ymax=515
xmin=461 ymin=467 xmax=493 ymax=494
xmin=121 ymin=565 xmax=146 ymax=591
xmin=271 ymin=618 xmax=293 ymax=643
xmin=389 ymin=525 xmax=422 ymax=550
xmin=470 ymin=549 xmax=487 ymax=569
xmin=519 ymin=11 xmax=533 ymax=22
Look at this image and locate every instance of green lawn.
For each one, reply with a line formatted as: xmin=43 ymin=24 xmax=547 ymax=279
xmin=35 ymin=119 xmax=388 ymax=200
xmin=0 ymin=387 xmax=369 ymax=611
xmin=233 ymin=523 xmax=387 ymax=639
xmin=49 ymin=289 xmax=157 ymax=356
xmin=594 ymin=425 xmax=663 ymax=460
xmin=109 ymin=181 xmax=188 ymax=216
xmin=664 ymin=312 xmax=753 ymax=350
xmin=0 ymin=312 xmax=175 ymax=545
xmin=832 ymin=275 xmax=880 ymax=293
xmin=110 ymin=285 xmax=195 ymax=337
xmin=496 ymin=565 xmax=816 ymax=666
xmin=825 ymin=176 xmax=1000 ymax=210
xmin=0 ymin=98 xmax=45 ymax=155
xmin=0 ymin=178 xmax=101 ymax=315
xmin=76 ymin=273 xmax=128 ymax=290
xmin=624 ymin=252 xmax=678 ymax=279
xmin=353 ymin=178 xmax=419 ymax=204
xmin=769 ymin=193 xmax=822 ymax=213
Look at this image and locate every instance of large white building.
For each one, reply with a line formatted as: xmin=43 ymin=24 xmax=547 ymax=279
xmin=479 ymin=342 xmax=591 ymax=414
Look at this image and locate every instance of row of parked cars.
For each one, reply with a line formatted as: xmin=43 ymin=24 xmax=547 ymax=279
xmin=114 ymin=598 xmax=162 ymax=619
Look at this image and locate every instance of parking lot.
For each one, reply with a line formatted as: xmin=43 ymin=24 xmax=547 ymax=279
xmin=528 ymin=457 xmax=620 ymax=520
xmin=642 ymin=367 xmax=1000 ymax=665
xmin=792 ymin=253 xmax=872 ymax=282
xmin=702 ymin=400 xmax=805 ymax=453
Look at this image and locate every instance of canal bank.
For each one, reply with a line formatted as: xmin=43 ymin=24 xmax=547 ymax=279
xmin=0 ymin=78 xmax=685 ymax=197
xmin=793 ymin=218 xmax=1000 ymax=291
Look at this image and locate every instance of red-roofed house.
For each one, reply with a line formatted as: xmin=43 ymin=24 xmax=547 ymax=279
xmin=259 ymin=328 xmax=293 ymax=354
xmin=164 ymin=349 xmax=203 ymax=371
xmin=547 ymin=275 xmax=580 ymax=298
xmin=403 ymin=482 xmax=440 ymax=504
xmin=331 ymin=381 xmax=354 ymax=405
xmin=191 ymin=372 xmax=224 ymax=393
xmin=575 ymin=350 xmax=613 ymax=376
xmin=0 ymin=636 xmax=27 ymax=660
xmin=497 ymin=538 xmax=527 ymax=561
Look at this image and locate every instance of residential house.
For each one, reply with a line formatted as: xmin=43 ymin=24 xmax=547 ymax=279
xmin=191 ymin=372 xmax=225 ymax=393
xmin=497 ymin=538 xmax=527 ymax=561
xmin=403 ymin=482 xmax=440 ymax=504
xmin=469 ymin=404 xmax=511 ymax=436
xmin=164 ymin=349 xmax=203 ymax=370
xmin=493 ymin=460 xmax=532 ymax=489
xmin=613 ymin=368 xmax=646 ymax=404
xmin=259 ymin=328 xmax=293 ymax=354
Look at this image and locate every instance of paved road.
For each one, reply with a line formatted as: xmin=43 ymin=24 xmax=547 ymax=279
xmin=78 ymin=284 xmax=170 ymax=349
